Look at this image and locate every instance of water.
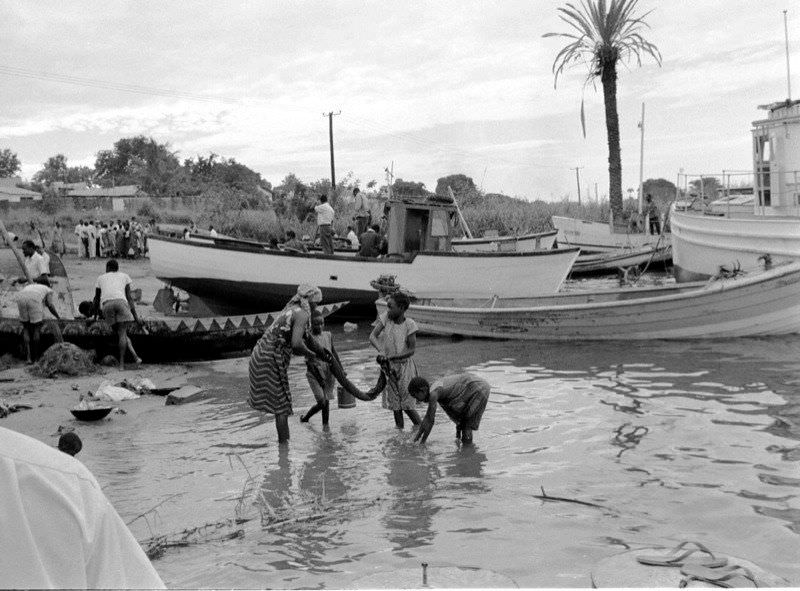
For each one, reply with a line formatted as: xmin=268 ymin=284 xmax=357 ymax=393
xmin=75 ymin=331 xmax=800 ymax=588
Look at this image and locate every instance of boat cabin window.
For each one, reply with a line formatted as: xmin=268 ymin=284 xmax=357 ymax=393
xmin=430 ymin=209 xmax=449 ymax=237
xmin=754 ymin=134 xmax=771 ymax=206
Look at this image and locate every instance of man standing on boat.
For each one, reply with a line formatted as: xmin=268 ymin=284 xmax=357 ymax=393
xmin=353 ymin=187 xmax=371 ymax=236
xmin=315 ymin=193 xmax=335 ymax=255
xmin=645 ymin=194 xmax=661 ymax=235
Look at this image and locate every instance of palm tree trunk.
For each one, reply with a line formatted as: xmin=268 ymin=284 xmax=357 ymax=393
xmin=601 ymin=62 xmax=624 ymax=227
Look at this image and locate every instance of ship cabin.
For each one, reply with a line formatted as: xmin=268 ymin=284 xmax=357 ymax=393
xmin=752 ymin=98 xmax=800 ymax=215
xmin=383 ymin=195 xmax=460 ymax=255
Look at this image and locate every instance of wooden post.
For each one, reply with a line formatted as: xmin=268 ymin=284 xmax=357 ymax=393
xmin=447 ymin=186 xmax=473 ymax=239
xmin=0 ymin=219 xmax=32 ymax=283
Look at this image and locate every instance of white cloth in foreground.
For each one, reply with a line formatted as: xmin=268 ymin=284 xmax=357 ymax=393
xmin=0 ymin=426 xmax=164 ymax=589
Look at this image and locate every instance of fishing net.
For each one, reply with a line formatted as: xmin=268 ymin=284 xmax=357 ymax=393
xmin=30 ymin=342 xmax=97 ymax=378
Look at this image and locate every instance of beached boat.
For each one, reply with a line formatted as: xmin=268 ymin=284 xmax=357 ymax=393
xmin=671 ymin=99 xmax=800 ymax=282
xmin=0 ymin=301 xmax=347 ymax=362
xmin=552 ymin=215 xmax=666 ymax=253
xmin=570 ymin=244 xmax=672 ymax=276
xmin=374 ymin=261 xmax=800 ymax=340
xmin=149 ymin=195 xmax=580 ymax=318
xmin=451 ymin=230 xmax=557 ymax=253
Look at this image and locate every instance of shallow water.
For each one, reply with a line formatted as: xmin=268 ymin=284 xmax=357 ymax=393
xmin=77 ymin=330 xmax=800 ymax=588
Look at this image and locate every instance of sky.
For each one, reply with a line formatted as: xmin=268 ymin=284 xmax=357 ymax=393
xmin=0 ymin=0 xmax=797 ymax=200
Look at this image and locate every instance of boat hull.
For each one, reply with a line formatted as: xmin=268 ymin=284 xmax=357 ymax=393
xmin=552 ymin=216 xmax=666 ymax=251
xmin=670 ymin=206 xmax=800 ymax=282
xmin=148 ymin=236 xmax=580 ymax=318
xmin=0 ymin=302 xmax=346 ymax=362
xmin=376 ymin=262 xmax=800 ymax=340
xmin=452 ymin=230 xmax=557 ymax=253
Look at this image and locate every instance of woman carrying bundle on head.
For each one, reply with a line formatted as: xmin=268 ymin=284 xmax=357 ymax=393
xmin=248 ymin=284 xmax=323 ymax=444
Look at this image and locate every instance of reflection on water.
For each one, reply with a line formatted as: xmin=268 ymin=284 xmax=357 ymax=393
xmin=76 ymin=335 xmax=800 ymax=588
xmin=381 ymin=440 xmax=441 ymax=556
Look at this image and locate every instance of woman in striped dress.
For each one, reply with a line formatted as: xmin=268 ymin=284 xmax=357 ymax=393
xmin=249 ymin=284 xmax=323 ymax=444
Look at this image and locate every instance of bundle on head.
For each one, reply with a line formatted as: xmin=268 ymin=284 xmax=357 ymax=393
xmin=30 ymin=343 xmax=96 ymax=378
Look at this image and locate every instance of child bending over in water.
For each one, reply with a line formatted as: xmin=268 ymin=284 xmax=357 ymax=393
xmin=301 ymin=310 xmax=339 ymax=425
xmin=369 ymin=292 xmax=421 ymax=429
xmin=408 ymin=373 xmax=491 ymax=444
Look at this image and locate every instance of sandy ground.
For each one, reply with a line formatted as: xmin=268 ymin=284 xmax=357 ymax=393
xmin=0 ymin=255 xmax=230 ymax=445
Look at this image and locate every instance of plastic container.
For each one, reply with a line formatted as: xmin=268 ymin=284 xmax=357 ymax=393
xmin=336 ymin=386 xmax=356 ymax=409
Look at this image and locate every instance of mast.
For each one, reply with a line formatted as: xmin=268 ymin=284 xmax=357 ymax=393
xmin=785 ymin=10 xmax=792 ymax=100
xmin=638 ymin=102 xmax=645 ymax=215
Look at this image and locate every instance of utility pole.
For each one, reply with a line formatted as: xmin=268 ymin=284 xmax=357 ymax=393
xmin=323 ymin=111 xmax=341 ymax=200
xmin=594 ymin=182 xmax=599 ymax=202
xmin=638 ymin=102 xmax=645 ymax=214
xmin=571 ymin=166 xmax=583 ymax=204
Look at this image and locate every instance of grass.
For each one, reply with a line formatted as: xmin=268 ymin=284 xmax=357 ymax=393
xmin=2 ymin=193 xmax=619 ymax=246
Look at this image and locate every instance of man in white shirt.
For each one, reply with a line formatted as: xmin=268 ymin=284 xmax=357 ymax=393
xmin=352 ymin=187 xmax=372 ymax=236
xmin=0 ymin=426 xmax=165 ymax=588
xmin=15 ymin=282 xmax=60 ymax=363
xmin=346 ymin=225 xmax=360 ymax=249
xmin=209 ymin=225 xmax=218 ymax=238
xmin=16 ymin=240 xmax=50 ymax=286
xmin=314 ymin=193 xmax=335 ymax=255
xmin=93 ymin=259 xmax=143 ymax=369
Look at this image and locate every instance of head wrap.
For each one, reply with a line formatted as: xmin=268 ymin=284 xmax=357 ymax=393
xmin=285 ymin=283 xmax=323 ymax=315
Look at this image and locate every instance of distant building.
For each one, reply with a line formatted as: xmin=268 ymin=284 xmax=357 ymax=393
xmin=0 ymin=177 xmax=42 ymax=205
xmin=63 ymin=185 xmax=148 ymax=211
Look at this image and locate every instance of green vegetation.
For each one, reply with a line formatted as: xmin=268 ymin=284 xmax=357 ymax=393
xmin=545 ymin=0 xmax=661 ymax=225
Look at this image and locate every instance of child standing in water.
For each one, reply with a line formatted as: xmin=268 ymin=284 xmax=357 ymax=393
xmin=369 ymin=291 xmax=421 ymax=429
xmin=300 ymin=310 xmax=338 ymax=425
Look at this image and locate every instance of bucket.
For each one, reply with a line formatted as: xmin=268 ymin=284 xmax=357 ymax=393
xmin=336 ymin=386 xmax=356 ymax=409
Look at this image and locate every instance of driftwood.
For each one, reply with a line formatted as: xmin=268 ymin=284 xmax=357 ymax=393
xmin=533 ymin=486 xmax=607 ymax=509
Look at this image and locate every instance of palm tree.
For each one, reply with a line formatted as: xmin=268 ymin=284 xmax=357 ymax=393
xmin=545 ymin=0 xmax=661 ymax=225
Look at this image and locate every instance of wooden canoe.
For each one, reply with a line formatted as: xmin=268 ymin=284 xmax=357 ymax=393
xmin=0 ymin=301 xmax=347 ymax=362
xmin=374 ymin=262 xmax=800 ymax=340
xmin=570 ymin=244 xmax=672 ymax=276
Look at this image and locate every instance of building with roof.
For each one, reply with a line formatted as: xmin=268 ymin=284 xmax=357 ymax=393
xmin=0 ymin=177 xmax=42 ymax=204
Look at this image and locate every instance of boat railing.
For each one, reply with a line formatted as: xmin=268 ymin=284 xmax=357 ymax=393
xmin=676 ymin=170 xmax=800 ymax=216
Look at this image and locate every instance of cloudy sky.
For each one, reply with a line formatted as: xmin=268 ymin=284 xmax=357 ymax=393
xmin=0 ymin=1 xmax=796 ymax=199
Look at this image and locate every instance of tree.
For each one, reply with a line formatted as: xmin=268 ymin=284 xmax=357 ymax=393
xmin=0 ymin=148 xmax=21 ymax=178
xmin=689 ymin=176 xmax=722 ymax=201
xmin=94 ymin=136 xmax=181 ymax=197
xmin=435 ymin=174 xmax=481 ymax=206
xmin=545 ymin=0 xmax=661 ymax=224
xmin=33 ymin=154 xmax=94 ymax=185
xmin=642 ymin=177 xmax=677 ymax=203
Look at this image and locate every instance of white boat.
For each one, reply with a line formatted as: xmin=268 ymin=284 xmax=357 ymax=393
xmin=552 ymin=215 xmax=665 ymax=252
xmin=375 ymin=261 xmax=800 ymax=340
xmin=149 ymin=196 xmax=579 ymax=318
xmin=451 ymin=230 xmax=557 ymax=253
xmin=670 ymin=98 xmax=800 ymax=282
xmin=571 ymin=244 xmax=672 ymax=276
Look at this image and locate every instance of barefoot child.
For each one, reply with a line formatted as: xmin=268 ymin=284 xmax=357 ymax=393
xmin=408 ymin=373 xmax=491 ymax=444
xmin=369 ymin=292 xmax=421 ymax=429
xmin=300 ymin=310 xmax=338 ymax=425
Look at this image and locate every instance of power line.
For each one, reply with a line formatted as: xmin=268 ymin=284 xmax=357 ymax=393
xmin=0 ymin=64 xmax=240 ymax=104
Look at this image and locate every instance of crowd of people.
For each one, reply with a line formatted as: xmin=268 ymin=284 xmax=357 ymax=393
xmin=70 ymin=218 xmax=152 ymax=259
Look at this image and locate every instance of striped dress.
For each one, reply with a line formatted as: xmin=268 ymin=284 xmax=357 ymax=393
xmin=433 ymin=373 xmax=491 ymax=430
xmin=248 ymin=306 xmax=305 ymax=416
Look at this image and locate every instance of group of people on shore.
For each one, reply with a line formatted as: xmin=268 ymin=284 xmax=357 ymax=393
xmin=67 ymin=218 xmax=151 ymax=259
xmin=248 ymin=284 xmax=491 ymax=446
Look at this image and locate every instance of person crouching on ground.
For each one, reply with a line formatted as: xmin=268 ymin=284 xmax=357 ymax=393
xmin=15 ymin=282 xmax=60 ymax=364
xmin=300 ymin=310 xmax=339 ymax=425
xmin=369 ymin=291 xmax=421 ymax=429
xmin=92 ymin=259 xmax=143 ymax=370
xmin=408 ymin=373 xmax=491 ymax=444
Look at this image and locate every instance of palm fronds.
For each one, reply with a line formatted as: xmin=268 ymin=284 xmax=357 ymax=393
xmin=544 ymin=0 xmax=661 ymax=87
